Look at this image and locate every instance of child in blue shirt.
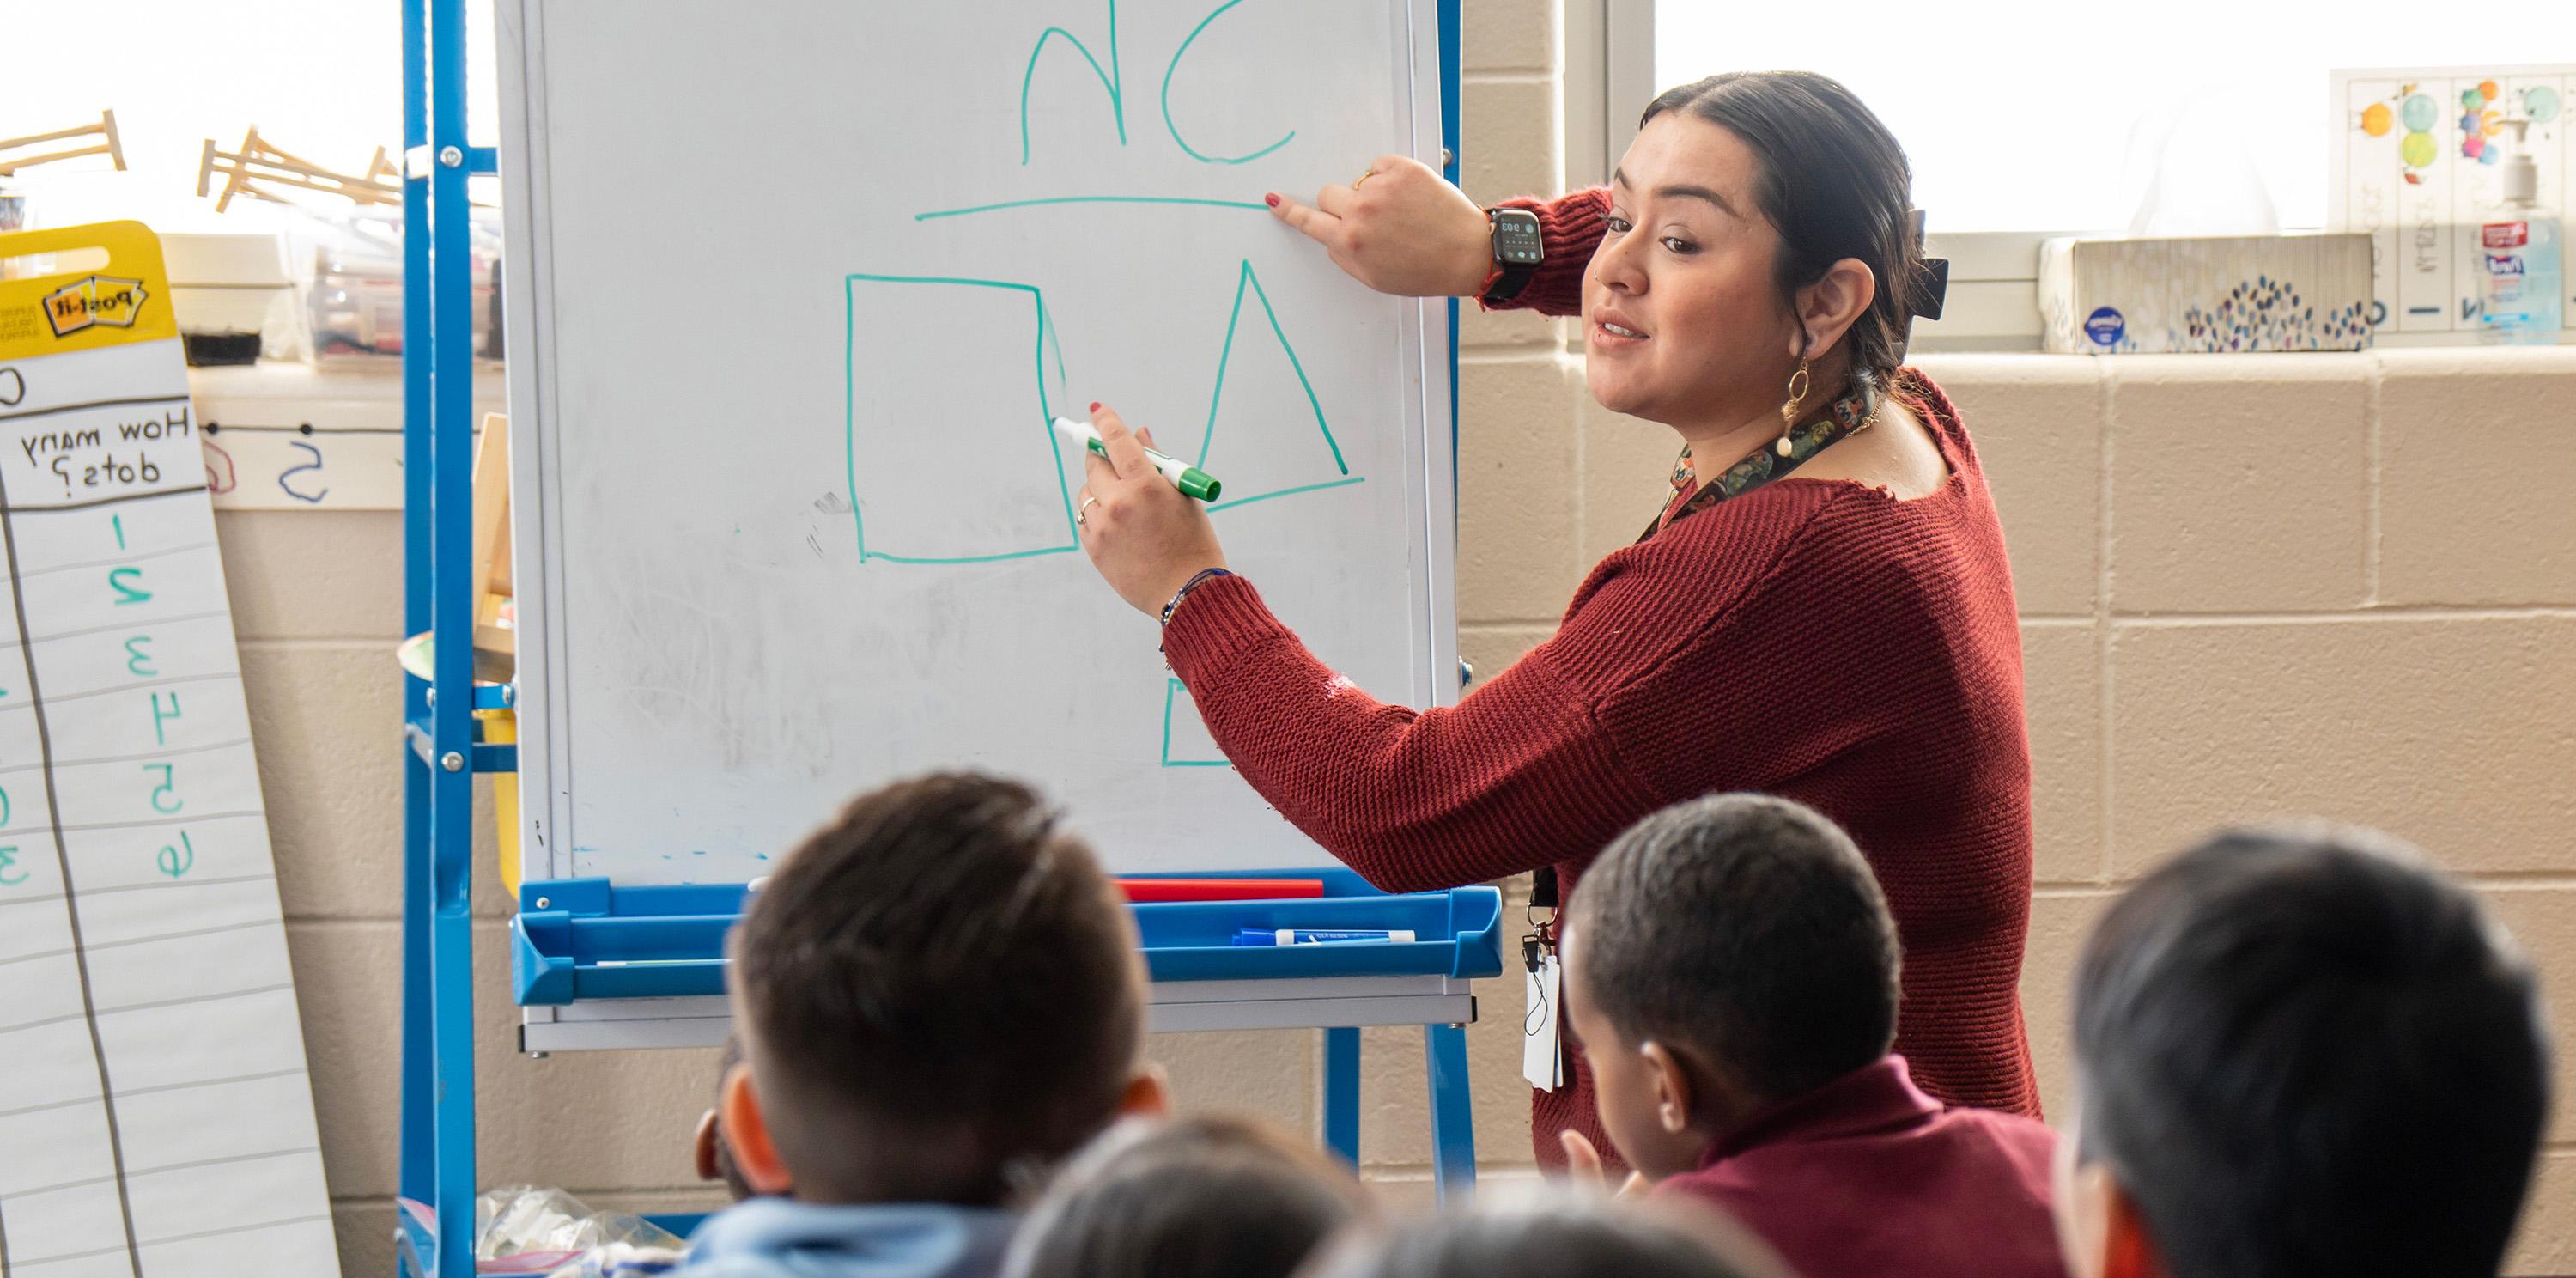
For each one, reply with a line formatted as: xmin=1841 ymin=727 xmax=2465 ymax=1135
xmin=677 ymin=773 xmax=1167 ymax=1278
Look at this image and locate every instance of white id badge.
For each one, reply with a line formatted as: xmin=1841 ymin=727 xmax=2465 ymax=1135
xmin=1522 ymin=952 xmax=1563 ymax=1092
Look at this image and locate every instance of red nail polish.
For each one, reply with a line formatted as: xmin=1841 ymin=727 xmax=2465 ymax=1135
xmin=1265 ymin=192 xmax=1281 ymax=208
xmin=1090 ymin=401 xmax=1102 ymax=412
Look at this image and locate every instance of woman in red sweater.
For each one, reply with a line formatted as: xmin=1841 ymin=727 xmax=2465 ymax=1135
xmin=1071 ymin=71 xmax=2038 ymax=1165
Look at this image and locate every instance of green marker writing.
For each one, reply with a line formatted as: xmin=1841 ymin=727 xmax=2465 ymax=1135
xmin=1054 ymin=417 xmax=1223 ymax=502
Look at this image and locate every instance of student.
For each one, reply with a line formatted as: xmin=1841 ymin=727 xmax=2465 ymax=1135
xmin=2056 ymin=824 xmax=2550 ymax=1278
xmin=692 ymin=1036 xmax=757 ymax=1202
xmin=677 ymin=773 xmax=1167 ymax=1278
xmin=1558 ymin=793 xmax=2062 ymax=1278
xmin=1001 ymin=1115 xmax=1371 ymax=1278
xmin=1303 ymin=1200 xmax=1793 ymax=1278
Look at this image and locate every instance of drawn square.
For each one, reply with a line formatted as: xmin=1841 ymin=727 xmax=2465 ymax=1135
xmin=844 ymin=274 xmax=1082 ymax=564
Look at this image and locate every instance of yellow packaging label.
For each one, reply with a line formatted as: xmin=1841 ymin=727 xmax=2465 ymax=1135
xmin=0 ymin=222 xmax=179 ymax=359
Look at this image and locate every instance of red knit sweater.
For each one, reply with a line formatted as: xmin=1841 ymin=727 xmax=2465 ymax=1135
xmin=1160 ymin=189 xmax=2039 ymax=1165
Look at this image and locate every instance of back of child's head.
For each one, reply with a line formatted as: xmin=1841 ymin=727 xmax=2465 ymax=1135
xmin=730 ymin=772 xmax=1145 ymax=1204
xmin=1002 ymin=1115 xmax=1371 ymax=1278
xmin=1302 ymin=1199 xmax=1791 ymax=1278
xmin=2072 ymin=823 xmax=2550 ymax=1278
xmin=1567 ymin=792 xmax=1899 ymax=1102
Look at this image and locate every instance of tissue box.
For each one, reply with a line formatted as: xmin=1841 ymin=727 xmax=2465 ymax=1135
xmin=2040 ymin=234 xmax=2374 ymax=354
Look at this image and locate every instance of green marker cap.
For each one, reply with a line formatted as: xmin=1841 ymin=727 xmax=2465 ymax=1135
xmin=1177 ymin=468 xmax=1222 ymax=502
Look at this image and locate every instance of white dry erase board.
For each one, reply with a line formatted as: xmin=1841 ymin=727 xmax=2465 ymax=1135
xmin=496 ymin=0 xmax=1456 ymax=881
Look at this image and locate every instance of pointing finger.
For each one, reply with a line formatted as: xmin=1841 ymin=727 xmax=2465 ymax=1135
xmin=1269 ymin=192 xmax=1342 ymax=246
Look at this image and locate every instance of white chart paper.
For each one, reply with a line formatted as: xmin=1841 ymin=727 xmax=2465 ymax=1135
xmin=2 ymin=227 xmax=338 ymax=1277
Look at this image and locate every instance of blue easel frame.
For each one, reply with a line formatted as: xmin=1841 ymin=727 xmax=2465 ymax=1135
xmin=398 ymin=5 xmax=1476 ymax=1276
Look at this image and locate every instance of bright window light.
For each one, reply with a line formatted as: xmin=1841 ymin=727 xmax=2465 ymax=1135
xmin=1652 ymin=1 xmax=2571 ymax=232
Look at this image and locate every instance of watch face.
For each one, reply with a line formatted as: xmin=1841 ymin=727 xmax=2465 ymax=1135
xmin=1492 ymin=210 xmax=1544 ymax=265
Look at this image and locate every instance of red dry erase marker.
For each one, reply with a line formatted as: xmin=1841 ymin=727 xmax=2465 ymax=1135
xmin=1120 ymin=878 xmax=1326 ymax=904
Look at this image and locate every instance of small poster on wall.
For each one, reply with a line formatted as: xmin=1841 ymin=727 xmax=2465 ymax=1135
xmin=2330 ymin=64 xmax=2573 ymax=342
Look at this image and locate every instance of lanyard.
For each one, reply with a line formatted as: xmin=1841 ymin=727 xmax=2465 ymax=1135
xmin=1639 ymin=379 xmax=1880 ymax=545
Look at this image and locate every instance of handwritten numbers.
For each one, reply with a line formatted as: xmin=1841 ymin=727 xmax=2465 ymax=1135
xmin=125 ymin=635 xmax=156 ymax=677
xmin=149 ymin=690 xmax=183 ymax=745
xmin=144 ymin=763 xmax=183 ymax=814
xmin=108 ymin=566 xmax=151 ymax=606
xmin=278 ymin=441 xmax=329 ymax=505
xmin=112 ymin=513 xmax=126 ymax=550
xmin=0 ymin=846 xmax=22 ymax=888
xmin=157 ymin=831 xmax=195 ymax=879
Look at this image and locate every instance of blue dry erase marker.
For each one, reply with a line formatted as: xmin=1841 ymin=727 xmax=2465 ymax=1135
xmin=1231 ymin=928 xmax=1418 ymax=946
xmin=1054 ymin=417 xmax=1224 ymax=501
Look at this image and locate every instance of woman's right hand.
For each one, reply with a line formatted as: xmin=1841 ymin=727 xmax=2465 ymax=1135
xmin=1267 ymin=154 xmax=1492 ymax=298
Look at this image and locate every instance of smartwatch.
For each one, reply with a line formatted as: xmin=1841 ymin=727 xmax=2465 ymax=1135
xmin=1481 ymin=207 xmax=1545 ymax=304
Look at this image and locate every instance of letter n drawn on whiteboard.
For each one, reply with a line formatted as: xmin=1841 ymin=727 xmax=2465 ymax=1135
xmin=1020 ymin=0 xmax=1126 ymax=164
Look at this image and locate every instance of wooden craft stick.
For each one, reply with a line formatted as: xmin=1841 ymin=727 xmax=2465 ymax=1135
xmin=0 ymin=109 xmax=127 ymax=177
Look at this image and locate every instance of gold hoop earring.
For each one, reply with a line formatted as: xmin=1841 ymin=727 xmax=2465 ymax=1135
xmin=1775 ymin=359 xmax=1812 ymax=457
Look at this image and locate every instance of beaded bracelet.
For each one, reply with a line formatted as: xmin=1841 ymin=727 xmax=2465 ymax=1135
xmin=1158 ymin=568 xmax=1234 ymax=669
xmin=1160 ymin=567 xmax=1234 ymax=627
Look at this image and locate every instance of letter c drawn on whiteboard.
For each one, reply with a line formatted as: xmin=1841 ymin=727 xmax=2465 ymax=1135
xmin=278 ymin=441 xmax=329 ymax=504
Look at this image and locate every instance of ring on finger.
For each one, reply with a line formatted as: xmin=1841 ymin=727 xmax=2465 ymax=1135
xmin=1353 ymin=167 xmax=1376 ymax=190
xmin=1077 ymin=493 xmax=1100 ymax=526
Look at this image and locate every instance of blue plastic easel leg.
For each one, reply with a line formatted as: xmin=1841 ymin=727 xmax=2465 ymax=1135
xmin=1323 ymin=1027 xmax=1361 ymax=1165
xmin=1425 ymin=1023 xmax=1476 ymax=1200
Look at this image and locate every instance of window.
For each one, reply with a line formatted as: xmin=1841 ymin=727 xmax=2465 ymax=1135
xmin=9 ymin=0 xmax=501 ymax=234
xmin=1636 ymin=0 xmax=2566 ymax=234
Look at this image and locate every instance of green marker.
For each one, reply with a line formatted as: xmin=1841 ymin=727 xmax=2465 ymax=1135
xmin=1054 ymin=417 xmax=1223 ymax=502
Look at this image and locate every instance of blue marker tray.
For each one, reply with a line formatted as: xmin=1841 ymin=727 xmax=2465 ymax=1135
xmin=511 ymin=868 xmax=1504 ymax=1006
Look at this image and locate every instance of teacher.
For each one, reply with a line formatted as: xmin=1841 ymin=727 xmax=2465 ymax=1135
xmin=1072 ymin=70 xmax=2038 ymax=1165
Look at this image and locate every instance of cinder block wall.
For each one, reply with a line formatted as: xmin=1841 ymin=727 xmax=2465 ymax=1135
xmin=252 ymin=0 xmax=2574 ymax=1270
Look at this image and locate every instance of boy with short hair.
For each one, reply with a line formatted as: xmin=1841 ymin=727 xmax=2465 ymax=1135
xmin=1559 ymin=793 xmax=2062 ymax=1278
xmin=2055 ymin=824 xmax=2550 ymax=1278
xmin=680 ymin=772 xmax=1165 ymax=1278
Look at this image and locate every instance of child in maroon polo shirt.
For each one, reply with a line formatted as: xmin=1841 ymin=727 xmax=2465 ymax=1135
xmin=1557 ymin=794 xmax=2063 ymax=1278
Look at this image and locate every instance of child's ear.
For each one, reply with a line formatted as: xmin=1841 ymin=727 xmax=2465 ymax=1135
xmin=1119 ymin=1064 xmax=1171 ymax=1118
xmin=2099 ymin=1177 xmax=2167 ymax=1278
xmin=693 ymin=1108 xmax=723 ymax=1183
xmin=719 ymin=1063 xmax=795 ymax=1196
xmin=1639 ymin=1041 xmax=1696 ymax=1135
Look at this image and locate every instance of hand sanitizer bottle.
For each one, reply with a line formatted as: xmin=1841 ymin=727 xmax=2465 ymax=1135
xmin=2478 ymin=118 xmax=2563 ymax=345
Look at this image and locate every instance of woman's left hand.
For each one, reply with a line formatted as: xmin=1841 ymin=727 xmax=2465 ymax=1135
xmin=1075 ymin=405 xmax=1228 ymax=616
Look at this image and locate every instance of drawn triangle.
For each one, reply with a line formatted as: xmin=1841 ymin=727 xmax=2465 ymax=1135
xmin=1194 ymin=261 xmax=1357 ymax=509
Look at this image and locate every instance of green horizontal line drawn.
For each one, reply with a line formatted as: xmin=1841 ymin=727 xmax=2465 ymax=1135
xmin=844 ymin=272 xmax=1041 ymax=294
xmin=864 ymin=545 xmax=1080 ymax=566
xmin=914 ymin=195 xmax=1268 ymax=222
xmin=1207 ymin=475 xmax=1367 ymax=513
xmin=1163 ymin=759 xmax=1234 ymax=767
